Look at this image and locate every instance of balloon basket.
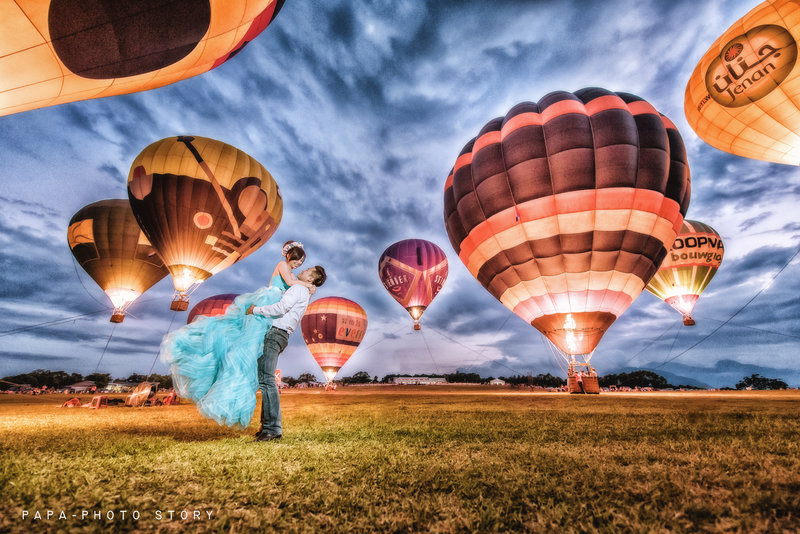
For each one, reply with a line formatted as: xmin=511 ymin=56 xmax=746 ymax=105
xmin=170 ymin=299 xmax=189 ymax=311
xmin=413 ymin=323 xmax=421 ymax=331
xmin=682 ymin=316 xmax=696 ymax=326
xmin=567 ymin=362 xmax=599 ymax=394
xmin=110 ymin=313 xmax=125 ymax=323
xmin=568 ymin=374 xmax=599 ymax=394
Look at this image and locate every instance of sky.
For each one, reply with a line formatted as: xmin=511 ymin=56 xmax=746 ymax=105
xmin=1 ymin=0 xmax=799 ymax=388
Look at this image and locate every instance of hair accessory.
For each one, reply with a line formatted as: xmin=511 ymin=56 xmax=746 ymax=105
xmin=282 ymin=241 xmax=304 ymax=257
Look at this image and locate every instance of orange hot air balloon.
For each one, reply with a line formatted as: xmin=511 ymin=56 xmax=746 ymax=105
xmin=443 ymin=88 xmax=691 ymax=380
xmin=645 ymin=220 xmax=724 ymax=326
xmin=68 ymin=199 xmax=168 ymax=323
xmin=379 ymin=239 xmax=448 ymax=330
xmin=0 ymin=0 xmax=285 ymax=116
xmin=187 ymin=293 xmax=238 ymax=324
xmin=301 ymin=297 xmax=368 ymax=385
xmin=685 ymin=0 xmax=800 ymax=165
xmin=127 ymin=135 xmax=282 ymax=311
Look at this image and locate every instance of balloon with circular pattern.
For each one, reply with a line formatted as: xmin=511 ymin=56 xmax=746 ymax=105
xmin=127 ymin=135 xmax=282 ymax=311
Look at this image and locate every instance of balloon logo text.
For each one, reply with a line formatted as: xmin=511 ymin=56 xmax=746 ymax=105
xmin=703 ymin=24 xmax=797 ymax=109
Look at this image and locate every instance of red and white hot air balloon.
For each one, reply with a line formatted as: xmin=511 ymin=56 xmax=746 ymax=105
xmin=379 ymin=239 xmax=448 ymax=330
xmin=186 ymin=293 xmax=239 ymax=324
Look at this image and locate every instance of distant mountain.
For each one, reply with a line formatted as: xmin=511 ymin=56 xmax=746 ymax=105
xmin=608 ymin=359 xmax=799 ymax=389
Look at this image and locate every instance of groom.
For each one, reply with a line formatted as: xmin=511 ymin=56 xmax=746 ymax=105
xmin=246 ymin=265 xmax=326 ymax=441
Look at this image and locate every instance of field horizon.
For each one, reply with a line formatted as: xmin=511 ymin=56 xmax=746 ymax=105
xmin=1 ymin=388 xmax=799 ymax=532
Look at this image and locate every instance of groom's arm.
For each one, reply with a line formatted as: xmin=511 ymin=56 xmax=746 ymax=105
xmin=247 ymin=287 xmax=302 ymax=317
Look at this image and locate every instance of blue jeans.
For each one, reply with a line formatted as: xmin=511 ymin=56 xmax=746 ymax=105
xmin=258 ymin=327 xmax=289 ymax=434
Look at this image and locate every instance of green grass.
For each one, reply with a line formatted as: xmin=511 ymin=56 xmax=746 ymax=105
xmin=1 ymin=389 xmax=799 ymax=532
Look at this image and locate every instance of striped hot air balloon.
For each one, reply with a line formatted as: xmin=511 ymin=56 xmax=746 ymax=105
xmin=301 ymin=297 xmax=368 ymax=385
xmin=127 ymin=135 xmax=282 ymax=311
xmin=68 ymin=199 xmax=168 ymax=323
xmin=443 ymin=88 xmax=691 ymax=378
xmin=187 ymin=293 xmax=239 ymax=324
xmin=379 ymin=239 xmax=448 ymax=330
xmin=645 ymin=220 xmax=724 ymax=326
xmin=0 ymin=0 xmax=285 ymax=116
xmin=685 ymin=0 xmax=800 ymax=165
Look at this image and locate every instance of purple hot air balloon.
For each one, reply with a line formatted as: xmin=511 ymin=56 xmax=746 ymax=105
xmin=187 ymin=293 xmax=239 ymax=324
xmin=378 ymin=239 xmax=448 ymax=330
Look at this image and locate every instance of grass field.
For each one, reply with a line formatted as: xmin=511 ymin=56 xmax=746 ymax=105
xmin=1 ymin=388 xmax=799 ymax=533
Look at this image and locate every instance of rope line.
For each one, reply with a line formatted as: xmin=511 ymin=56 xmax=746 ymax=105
xmin=93 ymin=323 xmax=117 ymax=372
xmin=652 ymin=246 xmax=800 ymax=370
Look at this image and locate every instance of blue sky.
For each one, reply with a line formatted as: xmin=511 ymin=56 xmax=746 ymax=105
xmin=1 ymin=0 xmax=799 ymax=388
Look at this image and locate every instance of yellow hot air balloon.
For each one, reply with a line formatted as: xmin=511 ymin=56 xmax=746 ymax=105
xmin=127 ymin=135 xmax=282 ymax=310
xmin=685 ymin=0 xmax=800 ymax=165
xmin=645 ymin=220 xmax=724 ymax=326
xmin=68 ymin=199 xmax=169 ymax=322
xmin=0 ymin=0 xmax=285 ymax=116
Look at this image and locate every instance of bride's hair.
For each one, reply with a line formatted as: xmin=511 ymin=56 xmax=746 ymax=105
xmin=282 ymin=240 xmax=306 ymax=262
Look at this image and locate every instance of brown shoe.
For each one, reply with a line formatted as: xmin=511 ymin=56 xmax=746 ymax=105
xmin=256 ymin=432 xmax=282 ymax=442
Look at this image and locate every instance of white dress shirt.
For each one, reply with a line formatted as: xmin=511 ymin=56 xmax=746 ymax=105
xmin=251 ymin=285 xmax=310 ymax=333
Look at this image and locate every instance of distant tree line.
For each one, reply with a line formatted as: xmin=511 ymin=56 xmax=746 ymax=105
xmin=735 ymin=374 xmax=788 ymax=390
xmin=0 ymin=369 xmax=172 ymax=390
xmin=3 ymin=369 xmax=792 ymax=391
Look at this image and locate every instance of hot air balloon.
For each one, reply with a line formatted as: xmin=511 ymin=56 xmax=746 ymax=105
xmin=301 ymin=297 xmax=368 ymax=386
xmin=685 ymin=0 xmax=800 ymax=165
xmin=0 ymin=0 xmax=285 ymax=116
xmin=443 ymin=88 xmax=691 ymax=390
xmin=379 ymin=239 xmax=448 ymax=330
xmin=127 ymin=135 xmax=282 ymax=311
xmin=68 ymin=199 xmax=168 ymax=323
xmin=187 ymin=293 xmax=239 ymax=324
xmin=645 ymin=220 xmax=724 ymax=326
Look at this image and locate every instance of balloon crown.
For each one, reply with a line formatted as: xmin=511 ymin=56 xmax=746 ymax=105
xmin=282 ymin=241 xmax=304 ymax=257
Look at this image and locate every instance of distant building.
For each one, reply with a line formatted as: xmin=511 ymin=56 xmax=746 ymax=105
xmin=68 ymin=380 xmax=96 ymax=393
xmin=393 ymin=377 xmax=447 ymax=385
xmin=489 ymin=379 xmax=506 ymax=386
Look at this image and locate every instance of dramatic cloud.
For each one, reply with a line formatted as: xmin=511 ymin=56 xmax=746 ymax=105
xmin=1 ymin=0 xmax=798 ymax=386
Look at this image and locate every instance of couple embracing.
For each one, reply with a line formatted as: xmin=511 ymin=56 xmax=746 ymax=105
xmin=161 ymin=241 xmax=326 ymax=440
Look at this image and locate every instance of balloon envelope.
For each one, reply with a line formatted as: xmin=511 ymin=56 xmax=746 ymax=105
xmin=379 ymin=239 xmax=448 ymax=329
xmin=187 ymin=293 xmax=239 ymax=324
xmin=0 ymin=0 xmax=285 ymax=116
xmin=68 ymin=199 xmax=168 ymax=322
xmin=301 ymin=297 xmax=368 ymax=383
xmin=685 ymin=0 xmax=800 ymax=165
xmin=444 ymin=88 xmax=691 ymax=357
xmin=645 ymin=220 xmax=723 ymax=325
xmin=127 ymin=135 xmax=282 ymax=310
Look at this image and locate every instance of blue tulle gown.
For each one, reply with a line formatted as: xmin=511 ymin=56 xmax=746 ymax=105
xmin=161 ymin=275 xmax=289 ymax=428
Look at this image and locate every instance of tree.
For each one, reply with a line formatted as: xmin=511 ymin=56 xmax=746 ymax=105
xmin=282 ymin=375 xmax=298 ymax=387
xmin=444 ymin=371 xmax=482 ymax=383
xmin=297 ymin=373 xmax=317 ymax=384
xmin=736 ymin=374 xmax=788 ymax=390
xmin=1 ymin=369 xmax=83 ymax=389
xmin=341 ymin=371 xmax=371 ymax=385
xmin=599 ymin=371 xmax=669 ymax=389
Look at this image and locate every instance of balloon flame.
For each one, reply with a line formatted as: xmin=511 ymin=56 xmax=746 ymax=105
xmin=104 ymin=288 xmax=140 ymax=310
xmin=564 ymin=313 xmax=580 ymax=354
